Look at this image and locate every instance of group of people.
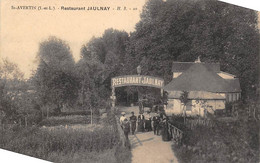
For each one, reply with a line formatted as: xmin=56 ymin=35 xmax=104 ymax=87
xmin=120 ymin=110 xmax=167 ymax=140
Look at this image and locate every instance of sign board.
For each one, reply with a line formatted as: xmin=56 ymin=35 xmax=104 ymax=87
xmin=111 ymin=75 xmax=164 ymax=88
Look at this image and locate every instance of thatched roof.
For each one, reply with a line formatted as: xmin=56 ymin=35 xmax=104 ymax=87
xmin=225 ymin=78 xmax=241 ymax=92
xmin=172 ymin=62 xmax=220 ymax=72
xmin=164 ymin=63 xmax=239 ymax=93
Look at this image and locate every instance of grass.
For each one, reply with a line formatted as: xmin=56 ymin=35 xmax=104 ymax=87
xmin=172 ymin=119 xmax=259 ymax=163
xmin=39 ymin=115 xmax=100 ymax=126
xmin=46 ymin=148 xmax=117 ymax=163
xmin=1 ymin=125 xmax=117 ymax=160
xmin=115 ymin=144 xmax=132 ymax=163
xmin=0 ymin=111 xmax=132 ymax=163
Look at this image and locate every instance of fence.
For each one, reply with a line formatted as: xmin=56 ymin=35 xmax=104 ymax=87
xmin=167 ymin=122 xmax=183 ymax=144
xmin=186 ymin=118 xmax=214 ymax=130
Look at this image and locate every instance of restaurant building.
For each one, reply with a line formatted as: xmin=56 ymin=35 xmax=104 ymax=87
xmin=163 ymin=58 xmax=241 ymax=117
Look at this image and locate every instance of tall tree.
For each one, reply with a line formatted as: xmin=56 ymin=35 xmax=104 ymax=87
xmin=33 ymin=36 xmax=79 ymax=114
xmin=124 ymin=0 xmax=259 ymax=100
xmin=0 ymin=58 xmax=25 ymax=123
xmin=79 ymin=29 xmax=129 ymax=104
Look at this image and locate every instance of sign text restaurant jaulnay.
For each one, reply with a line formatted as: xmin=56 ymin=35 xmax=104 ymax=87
xmin=111 ymin=75 xmax=164 ymax=88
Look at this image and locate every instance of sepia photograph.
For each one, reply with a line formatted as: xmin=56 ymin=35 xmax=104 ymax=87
xmin=0 ymin=0 xmax=259 ymax=162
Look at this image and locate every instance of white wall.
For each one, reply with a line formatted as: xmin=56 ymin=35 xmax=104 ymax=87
xmin=165 ymin=99 xmax=183 ymax=115
xmin=166 ymin=98 xmax=226 ymax=117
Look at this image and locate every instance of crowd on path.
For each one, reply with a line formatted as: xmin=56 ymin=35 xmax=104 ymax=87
xmin=120 ymin=109 xmax=171 ymax=142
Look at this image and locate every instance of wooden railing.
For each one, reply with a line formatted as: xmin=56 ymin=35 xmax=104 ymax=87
xmin=167 ymin=122 xmax=183 ymax=144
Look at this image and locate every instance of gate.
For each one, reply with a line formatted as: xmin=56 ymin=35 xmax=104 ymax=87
xmin=110 ymin=75 xmax=164 ymax=107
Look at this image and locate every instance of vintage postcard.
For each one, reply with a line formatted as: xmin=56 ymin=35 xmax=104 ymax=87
xmin=0 ymin=0 xmax=259 ymax=162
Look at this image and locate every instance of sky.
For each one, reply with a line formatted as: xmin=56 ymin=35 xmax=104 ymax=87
xmin=0 ymin=0 xmax=259 ymax=79
xmin=0 ymin=0 xmax=147 ymax=78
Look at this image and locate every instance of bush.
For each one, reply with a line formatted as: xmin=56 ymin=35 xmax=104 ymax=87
xmin=1 ymin=124 xmax=117 ymax=155
xmin=0 ymin=113 xmax=120 ymax=162
xmin=172 ymin=119 xmax=259 ymax=163
xmin=39 ymin=115 xmax=99 ymax=126
xmin=0 ymin=108 xmax=133 ymax=163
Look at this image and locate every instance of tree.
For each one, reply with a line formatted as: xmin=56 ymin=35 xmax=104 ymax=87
xmin=0 ymin=58 xmax=24 ymax=80
xmin=124 ymin=0 xmax=259 ymax=101
xmin=33 ymin=36 xmax=79 ymax=116
xmin=79 ymin=29 xmax=130 ymax=107
xmin=180 ymin=91 xmax=189 ymax=124
xmin=0 ymin=58 xmax=25 ymax=124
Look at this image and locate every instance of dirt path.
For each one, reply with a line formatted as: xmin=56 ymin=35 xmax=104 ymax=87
xmin=129 ymin=132 xmax=178 ymax=163
xmin=118 ymin=106 xmax=179 ymax=163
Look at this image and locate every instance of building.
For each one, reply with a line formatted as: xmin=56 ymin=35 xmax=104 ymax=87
xmin=163 ymin=59 xmax=241 ymax=117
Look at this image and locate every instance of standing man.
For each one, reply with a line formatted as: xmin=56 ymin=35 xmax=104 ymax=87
xmin=145 ymin=111 xmax=152 ymax=131
xmin=129 ymin=111 xmax=137 ymax=135
xmin=152 ymin=112 xmax=160 ymax=135
xmin=120 ymin=112 xmax=126 ymax=128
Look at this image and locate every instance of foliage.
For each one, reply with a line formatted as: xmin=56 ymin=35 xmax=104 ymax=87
xmin=0 ymin=58 xmax=24 ymax=80
xmin=33 ymin=36 xmax=79 ymax=114
xmin=0 ymin=112 xmax=124 ymax=162
xmin=179 ymin=91 xmax=189 ymax=122
xmin=0 ymin=58 xmax=39 ymax=124
xmin=1 ymin=125 xmax=116 ymax=159
xmin=77 ymin=29 xmax=129 ymax=108
xmin=47 ymin=148 xmax=117 ymax=163
xmin=115 ymin=145 xmax=132 ymax=163
xmin=124 ymin=0 xmax=259 ymax=100
xmin=39 ymin=115 xmax=99 ymax=126
xmin=75 ymin=58 xmax=103 ymax=110
xmin=180 ymin=91 xmax=189 ymax=105
xmin=12 ymin=90 xmax=42 ymax=125
xmin=173 ymin=119 xmax=259 ymax=163
xmin=0 ymin=108 xmax=132 ymax=163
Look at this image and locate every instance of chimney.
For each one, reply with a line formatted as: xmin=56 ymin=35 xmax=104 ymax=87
xmin=195 ymin=56 xmax=201 ymax=63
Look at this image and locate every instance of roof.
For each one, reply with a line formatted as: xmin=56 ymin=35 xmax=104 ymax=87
xmin=172 ymin=62 xmax=220 ymax=72
xmin=168 ymin=91 xmax=226 ymax=100
xmin=225 ymin=78 xmax=241 ymax=92
xmin=218 ymin=71 xmax=236 ymax=78
xmin=164 ymin=63 xmax=240 ymax=93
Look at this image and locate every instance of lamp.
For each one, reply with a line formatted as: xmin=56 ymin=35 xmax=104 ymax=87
xmin=137 ymin=65 xmax=141 ymax=75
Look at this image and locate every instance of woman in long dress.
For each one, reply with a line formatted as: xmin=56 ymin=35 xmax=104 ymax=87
xmin=137 ymin=112 xmax=145 ymax=132
xmin=160 ymin=111 xmax=170 ymax=141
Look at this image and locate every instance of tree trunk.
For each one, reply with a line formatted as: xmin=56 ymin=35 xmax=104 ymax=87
xmin=91 ymin=108 xmax=93 ymax=125
xmin=47 ymin=107 xmax=49 ymax=119
xmin=253 ymin=107 xmax=257 ymax=120
xmin=25 ymin=117 xmax=27 ymax=127
xmin=183 ymin=105 xmax=186 ymax=125
xmin=19 ymin=118 xmax=21 ymax=127
xmin=199 ymin=107 xmax=201 ymax=120
xmin=41 ymin=108 xmax=44 ymax=119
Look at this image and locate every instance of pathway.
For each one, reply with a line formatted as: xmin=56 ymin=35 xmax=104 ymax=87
xmin=129 ymin=132 xmax=179 ymax=163
xmin=118 ymin=106 xmax=179 ymax=163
